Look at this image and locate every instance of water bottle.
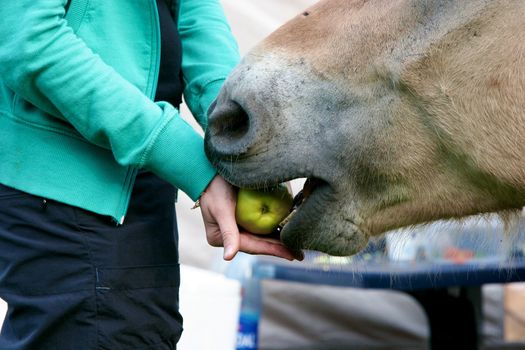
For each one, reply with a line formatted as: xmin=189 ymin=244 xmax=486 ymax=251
xmin=220 ymin=253 xmax=262 ymax=350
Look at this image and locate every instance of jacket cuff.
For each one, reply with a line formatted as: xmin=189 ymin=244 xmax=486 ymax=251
xmin=143 ymin=107 xmax=217 ymax=201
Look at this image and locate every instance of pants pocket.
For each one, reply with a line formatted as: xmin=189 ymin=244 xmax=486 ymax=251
xmin=95 ymin=264 xmax=183 ymax=350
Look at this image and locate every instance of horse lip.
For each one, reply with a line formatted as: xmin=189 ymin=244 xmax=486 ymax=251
xmin=277 ymin=177 xmax=369 ymax=256
xmin=279 ymin=178 xmax=331 ymax=247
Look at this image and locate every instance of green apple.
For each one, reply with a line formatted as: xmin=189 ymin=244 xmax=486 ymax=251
xmin=235 ymin=184 xmax=294 ymax=234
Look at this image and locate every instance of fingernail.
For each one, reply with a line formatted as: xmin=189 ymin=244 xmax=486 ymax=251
xmin=224 ymin=247 xmax=235 ymax=260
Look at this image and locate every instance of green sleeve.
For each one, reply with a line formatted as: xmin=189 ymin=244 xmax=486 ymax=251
xmin=0 ymin=0 xmax=239 ymax=200
xmin=176 ymin=0 xmax=241 ymax=130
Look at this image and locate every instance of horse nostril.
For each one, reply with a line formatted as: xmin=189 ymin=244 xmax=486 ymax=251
xmin=208 ymin=100 xmax=249 ymax=139
xmin=206 ymin=100 xmax=252 ymax=157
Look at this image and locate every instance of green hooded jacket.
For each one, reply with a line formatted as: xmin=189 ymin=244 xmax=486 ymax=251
xmin=0 ymin=0 xmax=240 ymax=222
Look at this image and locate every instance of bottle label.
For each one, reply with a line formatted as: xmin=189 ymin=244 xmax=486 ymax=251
xmin=236 ymin=313 xmax=258 ymax=350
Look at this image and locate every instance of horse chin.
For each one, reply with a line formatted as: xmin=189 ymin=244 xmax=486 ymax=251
xmin=280 ymin=179 xmax=369 ymax=256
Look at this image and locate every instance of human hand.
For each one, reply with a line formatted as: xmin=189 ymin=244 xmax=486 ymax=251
xmin=198 ymin=175 xmax=302 ymax=261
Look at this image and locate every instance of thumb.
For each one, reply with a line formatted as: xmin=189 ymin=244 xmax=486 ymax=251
xmin=219 ymin=216 xmax=240 ymax=260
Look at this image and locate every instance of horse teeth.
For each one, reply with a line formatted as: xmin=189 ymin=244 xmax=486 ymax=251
xmin=279 ymin=208 xmax=298 ymax=228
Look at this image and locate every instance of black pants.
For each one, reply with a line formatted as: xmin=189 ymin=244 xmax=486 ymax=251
xmin=0 ymin=172 xmax=182 ymax=349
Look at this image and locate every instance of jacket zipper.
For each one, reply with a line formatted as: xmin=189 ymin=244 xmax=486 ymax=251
xmin=116 ymin=0 xmax=162 ymax=225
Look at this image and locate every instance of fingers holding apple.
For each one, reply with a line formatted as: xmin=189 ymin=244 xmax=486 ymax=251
xmin=235 ymin=184 xmax=294 ymax=235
